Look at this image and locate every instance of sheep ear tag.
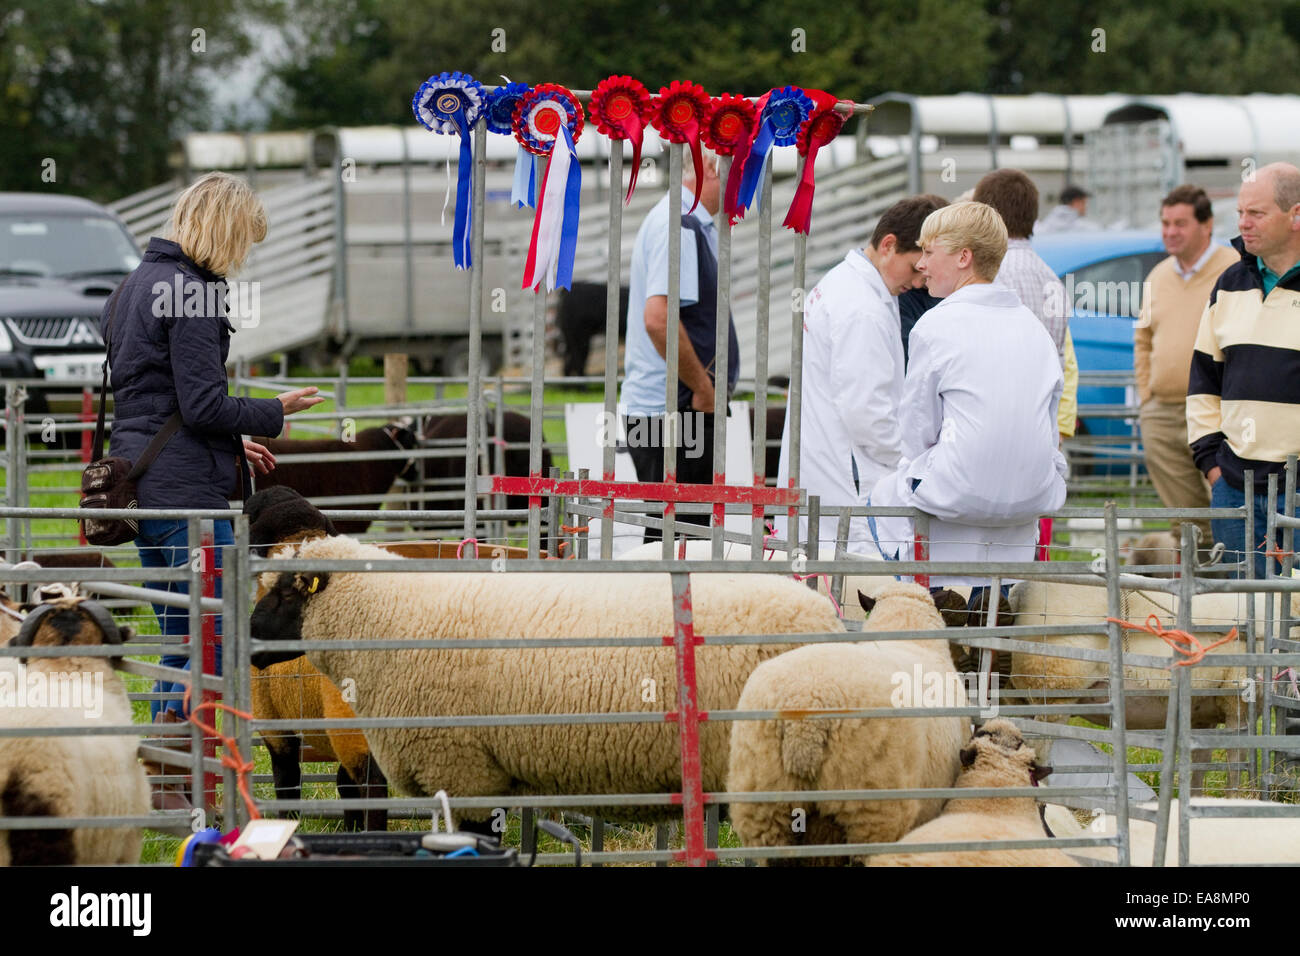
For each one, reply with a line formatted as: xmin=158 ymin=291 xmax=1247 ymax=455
xmin=296 ymin=573 xmax=328 ymax=596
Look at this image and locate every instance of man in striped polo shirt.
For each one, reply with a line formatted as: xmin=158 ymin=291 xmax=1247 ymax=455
xmin=1188 ymin=163 xmax=1300 ymax=578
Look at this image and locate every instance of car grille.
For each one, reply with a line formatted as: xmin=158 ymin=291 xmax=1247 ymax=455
xmin=3 ymin=316 xmax=103 ymax=347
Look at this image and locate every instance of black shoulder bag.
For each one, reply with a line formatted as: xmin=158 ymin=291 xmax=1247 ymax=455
xmin=79 ymin=288 xmax=183 ymax=546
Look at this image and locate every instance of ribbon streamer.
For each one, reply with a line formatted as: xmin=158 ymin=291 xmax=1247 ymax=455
xmin=783 ymin=90 xmax=848 ymax=235
xmin=484 ymin=82 xmax=537 ymax=209
xmin=411 ymin=71 xmax=485 ymax=270
xmin=725 ymin=87 xmax=813 ymax=225
xmin=514 ymin=84 xmax=584 ymax=292
xmin=650 ymin=81 xmax=713 ymax=214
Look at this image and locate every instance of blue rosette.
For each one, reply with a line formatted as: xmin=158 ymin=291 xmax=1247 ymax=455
xmin=412 ymin=71 xmax=486 ymax=269
xmin=484 ymin=82 xmax=538 ymax=209
xmin=728 ymin=86 xmax=815 ymax=222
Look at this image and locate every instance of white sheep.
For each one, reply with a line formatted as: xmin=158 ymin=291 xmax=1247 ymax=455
xmin=871 ymin=718 xmax=1077 ymax=866
xmin=0 ymin=597 xmax=149 ymax=866
xmin=249 ymin=534 xmax=845 ymax=823
xmin=1009 ymin=581 xmax=1298 ymax=791
xmin=726 ymin=582 xmax=969 ymax=865
xmin=1043 ymin=798 xmax=1300 ymax=865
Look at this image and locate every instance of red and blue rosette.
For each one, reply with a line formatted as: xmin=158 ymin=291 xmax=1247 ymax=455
xmin=724 ymin=86 xmax=814 ymax=225
xmin=783 ymin=90 xmax=849 ymax=235
xmin=703 ymin=93 xmax=758 ymax=156
xmin=512 ymin=83 xmax=584 ymax=292
xmin=650 ymin=81 xmax=713 ymax=213
xmin=484 ymin=81 xmax=537 ymax=208
xmin=412 ymin=71 xmax=486 ymax=269
xmin=589 ymin=75 xmax=655 ymax=205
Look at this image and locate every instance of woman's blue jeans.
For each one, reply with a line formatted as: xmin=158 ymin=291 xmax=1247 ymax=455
xmin=1210 ymin=480 xmax=1293 ymax=580
xmin=136 ymin=518 xmax=232 ymax=719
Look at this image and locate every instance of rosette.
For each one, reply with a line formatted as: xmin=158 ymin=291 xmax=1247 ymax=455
xmin=783 ymin=90 xmax=849 ymax=235
xmin=650 ymin=81 xmax=713 ymax=213
xmin=512 ymin=84 xmax=585 ymax=292
xmin=484 ymin=81 xmax=537 ymax=208
xmin=724 ymin=86 xmax=814 ymax=225
xmin=411 ymin=71 xmax=486 ymax=269
xmin=589 ymin=75 xmax=655 ymax=204
xmin=703 ymin=93 xmax=757 ymax=156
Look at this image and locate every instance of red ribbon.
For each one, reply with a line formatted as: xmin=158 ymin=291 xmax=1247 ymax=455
xmin=723 ymin=89 xmax=772 ymax=225
xmin=650 ymin=81 xmax=713 ymax=213
xmin=783 ymin=90 xmax=847 ymax=235
xmin=590 ymin=75 xmax=655 ymax=204
xmin=703 ymin=93 xmax=757 ymax=156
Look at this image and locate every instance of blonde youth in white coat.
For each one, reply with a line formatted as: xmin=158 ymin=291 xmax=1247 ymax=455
xmin=775 ymin=196 xmax=945 ymax=554
xmin=868 ymin=202 xmax=1067 ymax=586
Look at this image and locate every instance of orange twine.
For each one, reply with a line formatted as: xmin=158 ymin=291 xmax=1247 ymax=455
xmin=1106 ymin=614 xmax=1238 ymax=668
xmin=182 ymin=687 xmax=262 ymax=821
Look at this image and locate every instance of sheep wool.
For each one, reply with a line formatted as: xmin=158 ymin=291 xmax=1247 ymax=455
xmin=0 ymin=599 xmax=149 ymax=866
xmin=253 ymin=535 xmax=844 ymax=822
xmin=726 ymin=582 xmax=968 ymax=865
xmin=871 ymin=719 xmax=1077 ymax=867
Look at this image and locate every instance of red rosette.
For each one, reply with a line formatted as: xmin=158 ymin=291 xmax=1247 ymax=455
xmin=590 ymin=75 xmax=655 ymax=204
xmin=650 ymin=80 xmax=713 ymax=212
xmin=512 ymin=82 xmax=585 ymax=156
xmin=784 ymin=90 xmax=850 ymax=235
xmin=703 ymin=93 xmax=757 ymax=156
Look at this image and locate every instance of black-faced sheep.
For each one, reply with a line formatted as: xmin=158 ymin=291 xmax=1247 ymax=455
xmin=245 ymin=487 xmax=387 ymax=831
xmin=255 ymin=423 xmax=418 ymax=534
xmin=0 ymin=598 xmax=149 ymax=865
xmin=726 ymin=582 xmax=969 ymax=865
xmin=871 ymin=719 xmax=1075 ymax=866
xmin=249 ymin=533 xmax=843 ymax=823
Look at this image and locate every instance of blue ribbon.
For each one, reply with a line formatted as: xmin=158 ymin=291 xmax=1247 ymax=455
xmin=450 ymin=105 xmax=473 ymax=270
xmin=735 ymin=119 xmax=776 ymax=215
xmin=554 ymin=124 xmax=582 ymax=290
xmin=510 ymin=146 xmax=535 ymax=208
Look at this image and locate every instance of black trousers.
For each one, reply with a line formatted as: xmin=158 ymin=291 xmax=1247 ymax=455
xmin=624 ymin=412 xmax=716 ymax=543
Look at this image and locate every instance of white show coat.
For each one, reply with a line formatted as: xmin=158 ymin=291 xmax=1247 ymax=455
xmin=774 ymin=249 xmax=905 ymax=554
xmin=868 ymin=282 xmax=1067 ymax=585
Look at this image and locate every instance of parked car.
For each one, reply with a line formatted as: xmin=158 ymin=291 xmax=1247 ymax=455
xmin=0 ymin=193 xmax=141 ymax=445
xmin=1032 ymin=231 xmax=1167 ymax=469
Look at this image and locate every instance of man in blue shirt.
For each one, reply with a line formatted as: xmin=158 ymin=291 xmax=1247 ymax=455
xmin=619 ymin=150 xmax=740 ymax=539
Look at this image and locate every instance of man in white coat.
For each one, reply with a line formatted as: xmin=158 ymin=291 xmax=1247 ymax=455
xmin=776 ymin=195 xmax=948 ymax=555
xmin=868 ymin=201 xmax=1067 ymax=598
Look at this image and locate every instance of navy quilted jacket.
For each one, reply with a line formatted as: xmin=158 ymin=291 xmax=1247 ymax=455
xmin=106 ymin=238 xmax=283 ymax=509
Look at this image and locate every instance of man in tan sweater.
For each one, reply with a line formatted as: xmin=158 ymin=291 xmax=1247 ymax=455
xmin=1135 ymin=185 xmax=1237 ymax=547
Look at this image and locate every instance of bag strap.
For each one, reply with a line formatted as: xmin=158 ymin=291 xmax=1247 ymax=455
xmin=125 ymin=411 xmax=183 ymax=482
xmin=92 ymin=288 xmax=122 ymax=464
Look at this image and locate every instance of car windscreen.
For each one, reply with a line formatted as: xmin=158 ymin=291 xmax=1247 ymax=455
xmin=1063 ymin=251 xmax=1167 ymax=317
xmin=0 ymin=214 xmax=140 ymax=278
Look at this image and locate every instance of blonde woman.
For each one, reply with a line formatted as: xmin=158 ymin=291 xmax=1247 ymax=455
xmin=867 ymin=202 xmax=1067 ymax=614
xmin=105 ymin=172 xmax=321 ymax=807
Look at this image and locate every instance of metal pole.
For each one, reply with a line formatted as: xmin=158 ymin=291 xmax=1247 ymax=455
xmin=711 ymin=155 xmax=732 ymax=560
xmin=233 ymin=514 xmax=254 ymax=828
xmin=750 ymin=159 xmax=772 ymax=554
xmin=663 ymin=143 xmax=683 ymax=556
xmin=1264 ymin=471 xmax=1279 ymax=799
xmin=492 ymin=378 xmax=506 ymax=547
xmin=1175 ymin=521 xmax=1196 ymax=867
xmin=187 ymin=516 xmax=204 ymax=815
xmin=400 ymin=128 xmax=415 ymax=333
xmin=464 ymin=118 xmax=488 ymax=547
xmin=332 ymin=136 xmax=351 ymax=339
xmin=4 ymin=384 xmax=25 ymax=563
xmin=1103 ymin=502 xmax=1131 ymax=866
xmin=1243 ymin=468 xmax=1257 ymax=790
xmin=787 ymin=154 xmax=807 ymax=557
xmin=670 ymin=572 xmax=707 ymax=866
xmin=601 ymin=141 xmax=623 ymax=561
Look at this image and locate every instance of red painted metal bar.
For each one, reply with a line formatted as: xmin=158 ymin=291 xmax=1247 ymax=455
xmin=482 ymin=475 xmax=801 ymax=507
xmin=913 ymin=531 xmax=930 ymax=589
xmin=668 ymin=572 xmax=710 ymax=865
xmin=79 ymin=387 xmax=93 ymax=545
xmin=201 ymin=529 xmax=219 ymax=811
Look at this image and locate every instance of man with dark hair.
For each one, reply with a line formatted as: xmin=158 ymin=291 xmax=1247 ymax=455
xmin=1189 ymin=163 xmax=1300 ymax=577
xmin=973 ymin=169 xmax=1078 ymax=446
xmin=1037 ymin=184 xmax=1100 ymax=233
xmin=1136 ymin=184 xmax=1236 ymax=548
xmin=775 ymin=194 xmax=947 ymax=553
